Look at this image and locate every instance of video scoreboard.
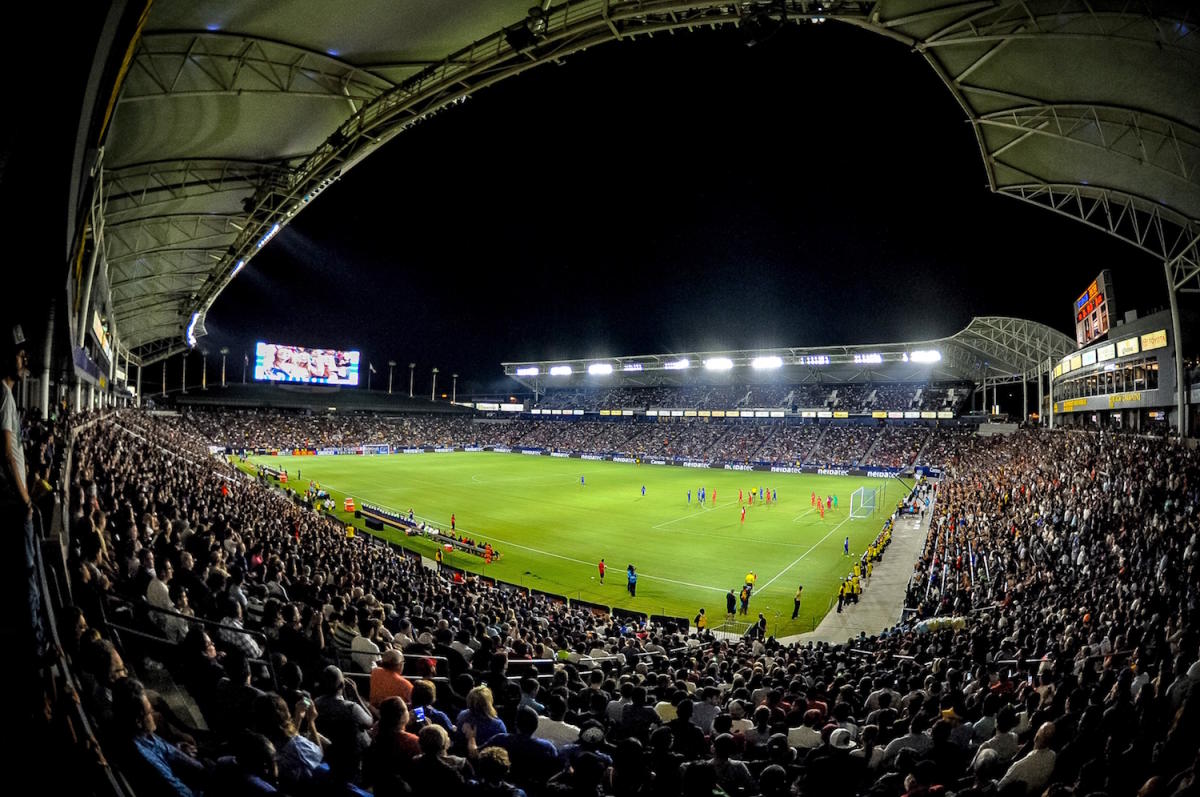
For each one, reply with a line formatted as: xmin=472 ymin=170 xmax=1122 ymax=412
xmin=1074 ymin=270 xmax=1114 ymax=348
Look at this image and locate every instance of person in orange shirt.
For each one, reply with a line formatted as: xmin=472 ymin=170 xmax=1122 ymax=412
xmin=370 ymin=647 xmax=413 ymax=707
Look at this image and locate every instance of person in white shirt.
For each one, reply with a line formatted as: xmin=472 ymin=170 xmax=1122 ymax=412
xmin=787 ymin=708 xmax=825 ymax=750
xmin=998 ymin=722 xmax=1057 ymax=796
xmin=533 ymin=695 xmax=580 ymax=749
xmin=145 ymin=560 xmax=188 ymax=642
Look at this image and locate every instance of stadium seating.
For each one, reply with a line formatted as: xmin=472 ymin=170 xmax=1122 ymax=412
xmin=22 ymin=404 xmax=1200 ymax=797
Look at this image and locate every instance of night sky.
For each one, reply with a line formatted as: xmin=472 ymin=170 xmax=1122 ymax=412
xmin=202 ymin=23 xmax=1167 ymax=397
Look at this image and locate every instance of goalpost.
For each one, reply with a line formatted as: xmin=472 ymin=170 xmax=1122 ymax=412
xmin=850 ymin=485 xmax=879 ymax=519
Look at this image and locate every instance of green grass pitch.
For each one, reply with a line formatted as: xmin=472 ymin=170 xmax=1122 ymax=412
xmin=244 ymin=452 xmax=897 ymax=636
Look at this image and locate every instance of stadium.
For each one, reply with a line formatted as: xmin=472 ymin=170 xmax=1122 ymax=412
xmin=3 ymin=2 xmax=1200 ymax=797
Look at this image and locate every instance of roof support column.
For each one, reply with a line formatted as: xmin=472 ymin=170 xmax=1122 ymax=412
xmin=1037 ymin=366 xmax=1044 ymax=427
xmin=1022 ymin=377 xmax=1028 ymax=423
xmin=1047 ymin=357 xmax=1055 ymax=430
xmin=136 ymin=362 xmax=142 ymax=408
xmin=1164 ymin=261 xmax=1189 ymax=439
xmin=40 ymin=296 xmax=55 ymax=421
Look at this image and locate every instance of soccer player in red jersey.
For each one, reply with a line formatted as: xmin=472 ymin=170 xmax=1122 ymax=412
xmin=598 ymin=558 xmax=606 ymax=583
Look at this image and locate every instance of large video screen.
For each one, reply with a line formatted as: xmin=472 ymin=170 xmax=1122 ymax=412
xmin=254 ymin=342 xmax=360 ymax=385
xmin=1074 ymin=270 xmax=1115 ymax=348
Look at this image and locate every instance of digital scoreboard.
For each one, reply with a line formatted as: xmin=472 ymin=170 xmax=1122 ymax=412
xmin=1074 ymin=270 xmax=1114 ymax=348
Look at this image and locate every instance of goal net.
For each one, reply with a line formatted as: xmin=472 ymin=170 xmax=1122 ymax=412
xmin=850 ymin=485 xmax=878 ymax=519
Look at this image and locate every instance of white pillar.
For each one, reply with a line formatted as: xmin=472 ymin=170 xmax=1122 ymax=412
xmin=136 ymin=363 xmax=143 ymax=408
xmin=1165 ymin=263 xmax=1189 ymax=438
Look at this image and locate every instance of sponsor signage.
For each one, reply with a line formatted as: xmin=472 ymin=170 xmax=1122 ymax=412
xmin=622 ymin=410 xmax=633 ymax=416
xmin=888 ymin=411 xmax=903 ymax=419
xmin=401 ymin=448 xmax=423 ymax=454
xmin=613 ymin=456 xmax=636 ymax=463
xmin=1069 ymin=354 xmax=1082 ymax=371
xmin=1108 ymin=391 xmax=1143 ymax=407
xmin=698 ymin=410 xmax=711 ymax=417
xmin=801 ymin=411 xmax=816 ymax=418
xmin=1117 ymin=336 xmax=1140 ymax=357
xmin=599 ymin=410 xmax=610 ymax=416
xmin=1141 ymin=329 xmax=1167 ymax=351
xmin=770 ymin=466 xmax=807 ymax=474
xmin=754 ymin=410 xmax=769 ymax=418
xmin=1056 ymin=398 xmax=1087 ymax=412
xmin=818 ymin=467 xmax=849 ymax=476
xmin=904 ymin=411 xmax=920 ymax=418
xmin=818 ymin=411 xmax=833 ymax=418
xmin=582 ymin=454 xmax=605 ymax=461
xmin=476 ymin=402 xmax=500 ymax=411
xmin=572 ymin=409 xmax=584 ymax=415
xmin=650 ymin=459 xmax=667 ymax=465
xmin=724 ymin=464 xmax=754 ymax=471
xmin=872 ymin=411 xmax=888 ymax=419
xmin=434 ymin=447 xmax=454 ymax=453
xmin=492 ymin=446 xmax=511 ymax=453
xmin=920 ymin=411 xmax=936 ymax=419
xmin=671 ymin=410 xmax=683 ymax=417
xmin=521 ymin=449 xmax=542 ymax=455
xmin=1096 ymin=343 xmax=1116 ymax=362
xmin=833 ymin=411 xmax=849 ymax=419
xmin=646 ymin=410 xmax=658 ymax=416
xmin=682 ymin=461 xmax=709 ymax=468
xmin=684 ymin=410 xmax=697 ymax=417
xmin=464 ymin=446 xmax=483 ymax=452
xmin=551 ymin=451 xmax=570 ymax=458
xmin=866 ymin=470 xmax=897 ymax=478
xmin=770 ymin=411 xmax=785 ymax=418
xmin=1054 ymin=364 xmax=1063 ymax=378
xmin=937 ymin=410 xmax=954 ymax=419
xmin=1081 ymin=350 xmax=1097 ymax=367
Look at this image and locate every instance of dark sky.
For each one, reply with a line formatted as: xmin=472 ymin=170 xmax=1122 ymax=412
xmin=202 ymin=22 xmax=1165 ymax=396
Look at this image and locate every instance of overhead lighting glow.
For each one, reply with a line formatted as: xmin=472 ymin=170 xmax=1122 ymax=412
xmin=853 ymin=353 xmax=883 ymax=364
xmin=751 ymin=356 xmax=783 ymax=370
xmin=186 ymin=312 xmax=200 ymax=348
xmin=622 ymin=363 xmax=643 ymax=372
xmin=800 ymin=355 xmax=830 ymax=366
xmin=910 ymin=349 xmax=942 ymax=363
xmin=515 ymin=366 xmax=539 ymax=376
xmin=588 ymin=363 xmax=613 ymax=375
xmin=231 ymin=259 xmax=245 ymax=277
xmin=663 ymin=358 xmax=690 ymax=370
xmin=256 ymin=223 xmax=281 ymax=249
xmin=704 ymin=357 xmax=733 ymax=371
xmin=549 ymin=365 xmax=572 ymax=376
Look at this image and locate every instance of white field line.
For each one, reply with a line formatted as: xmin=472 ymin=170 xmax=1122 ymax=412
xmin=758 ymin=515 xmax=854 ymax=592
xmin=651 ymin=504 xmax=718 ymax=529
xmin=791 ymin=507 xmax=817 ymax=522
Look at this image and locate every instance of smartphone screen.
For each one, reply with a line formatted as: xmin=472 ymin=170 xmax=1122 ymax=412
xmin=413 ymin=706 xmax=426 ymax=723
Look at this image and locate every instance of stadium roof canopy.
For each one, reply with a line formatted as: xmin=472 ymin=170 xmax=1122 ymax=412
xmin=94 ymin=0 xmax=1200 ymax=366
xmin=500 ymin=315 xmax=1076 ymax=388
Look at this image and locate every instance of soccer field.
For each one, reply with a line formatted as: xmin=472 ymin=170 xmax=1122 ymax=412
xmin=244 ymin=452 xmax=899 ymax=636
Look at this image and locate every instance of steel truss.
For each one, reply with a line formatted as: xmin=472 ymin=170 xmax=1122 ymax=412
xmin=101 ymin=0 xmax=1199 ymax=372
xmin=123 ymin=33 xmax=393 ymax=109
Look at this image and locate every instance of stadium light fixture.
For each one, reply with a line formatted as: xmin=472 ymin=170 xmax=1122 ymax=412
xmin=910 ymin=349 xmax=942 ymax=363
xmin=622 ymin=363 xmax=643 ymax=372
xmin=231 ymin=259 xmax=245 ymax=278
xmin=751 ymin=356 xmax=783 ymax=370
xmin=799 ymin=354 xmax=830 ymax=366
xmin=663 ymin=358 xmax=690 ymax=370
xmin=255 ymin=223 xmax=281 ymax=250
xmin=588 ymin=363 xmax=613 ymax=375
xmin=549 ymin=365 xmax=572 ymax=376
xmin=704 ymin=358 xmax=733 ymax=371
xmin=185 ymin=312 xmax=200 ymax=348
xmin=515 ymin=366 xmax=539 ymax=376
xmin=853 ymin=353 xmax=883 ymax=364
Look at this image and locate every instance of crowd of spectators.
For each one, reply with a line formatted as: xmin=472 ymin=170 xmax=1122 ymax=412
xmin=872 ymin=386 xmax=920 ymax=413
xmin=35 ymin=404 xmax=1200 ymax=797
xmin=531 ymin=383 xmax=973 ymax=414
xmin=810 ymin=426 xmax=881 ymax=467
xmin=870 ymin=426 xmax=932 ymax=469
xmin=178 ymin=408 xmax=981 ymax=469
xmin=834 ymin=386 xmax=872 ymax=413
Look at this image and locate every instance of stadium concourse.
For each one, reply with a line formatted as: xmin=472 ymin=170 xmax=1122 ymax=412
xmin=7 ymin=393 xmax=1200 ymax=797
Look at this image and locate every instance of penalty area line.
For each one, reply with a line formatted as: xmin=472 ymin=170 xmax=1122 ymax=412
xmin=758 ymin=514 xmax=854 ymax=592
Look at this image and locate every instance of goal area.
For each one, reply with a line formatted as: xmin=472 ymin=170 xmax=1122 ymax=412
xmin=850 ymin=484 xmax=881 ymax=519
